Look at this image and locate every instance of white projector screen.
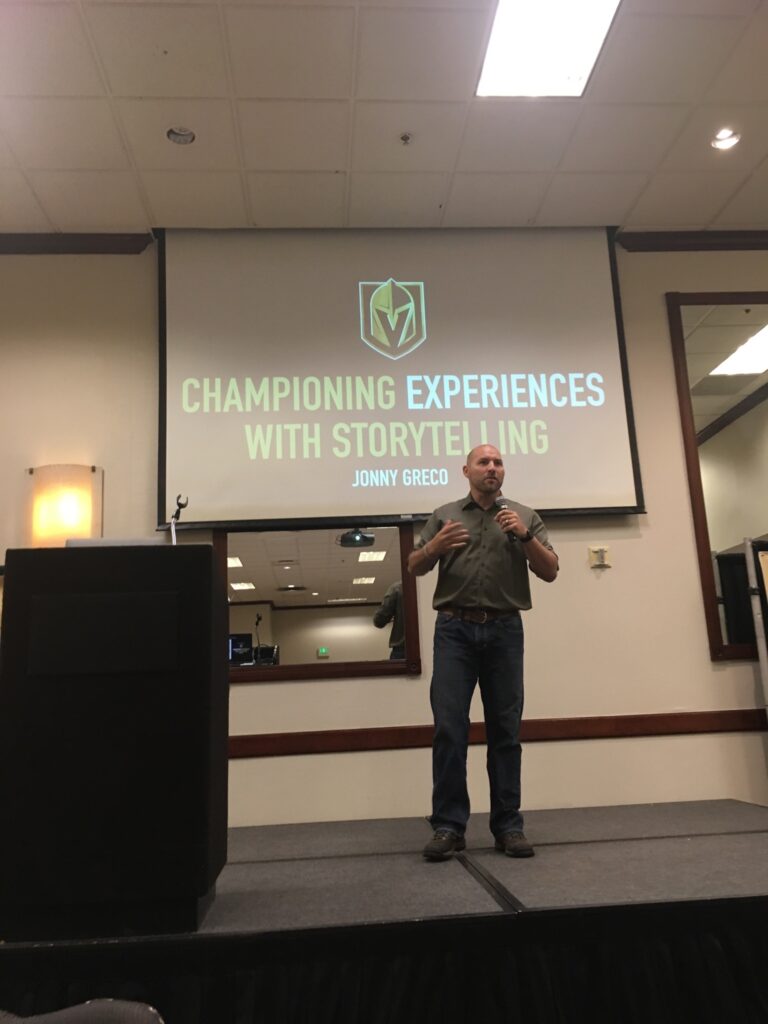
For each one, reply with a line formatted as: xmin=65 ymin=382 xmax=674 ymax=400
xmin=161 ymin=228 xmax=643 ymax=527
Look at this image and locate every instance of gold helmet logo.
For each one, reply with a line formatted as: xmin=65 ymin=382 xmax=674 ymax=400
xmin=359 ymin=278 xmax=426 ymax=360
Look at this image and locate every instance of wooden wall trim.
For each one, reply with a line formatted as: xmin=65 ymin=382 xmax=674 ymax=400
xmin=231 ymin=660 xmax=417 ymax=683
xmin=618 ymin=231 xmax=768 ymax=252
xmin=666 ymin=293 xmax=725 ymax=660
xmin=666 ymin=291 xmax=763 ymax=662
xmin=228 ymin=708 xmax=768 ymax=758
xmin=0 ymin=233 xmax=154 ymax=255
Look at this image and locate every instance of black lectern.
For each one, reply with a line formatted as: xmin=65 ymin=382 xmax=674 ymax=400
xmin=0 ymin=544 xmax=229 ymax=940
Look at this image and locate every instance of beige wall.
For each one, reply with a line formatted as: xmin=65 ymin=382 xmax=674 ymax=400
xmin=0 ymin=250 xmax=158 ymax=555
xmin=2 ymin=242 xmax=767 ymax=829
xmin=229 ymin=602 xmax=273 ymax=645
xmin=273 ymin=605 xmax=389 ymax=663
xmin=228 ymin=602 xmax=389 ymax=662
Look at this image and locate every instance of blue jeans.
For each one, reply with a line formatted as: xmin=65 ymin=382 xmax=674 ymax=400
xmin=429 ymin=612 xmax=524 ymax=838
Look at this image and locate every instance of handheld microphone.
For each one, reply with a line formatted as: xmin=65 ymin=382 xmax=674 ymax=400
xmin=494 ymin=498 xmax=517 ymax=541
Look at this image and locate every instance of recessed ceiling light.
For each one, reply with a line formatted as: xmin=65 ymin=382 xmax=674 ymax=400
xmin=353 ymin=577 xmax=375 ymax=585
xmin=709 ymin=324 xmax=768 ymax=375
xmin=711 ymin=127 xmax=741 ymax=151
xmin=476 ymin=0 xmax=621 ymax=98
xmin=312 ymin=591 xmax=319 ymax=597
xmin=227 ymin=556 xmax=242 ymax=568
xmin=358 ymin=551 xmax=386 ymax=561
xmin=166 ymin=126 xmax=196 ymax=146
xmin=230 ymin=581 xmax=255 ymax=591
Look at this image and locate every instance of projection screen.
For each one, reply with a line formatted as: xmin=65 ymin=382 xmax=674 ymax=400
xmin=160 ymin=228 xmax=643 ymax=527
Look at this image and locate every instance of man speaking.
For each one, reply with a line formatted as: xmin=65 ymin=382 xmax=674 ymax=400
xmin=408 ymin=445 xmax=558 ymax=861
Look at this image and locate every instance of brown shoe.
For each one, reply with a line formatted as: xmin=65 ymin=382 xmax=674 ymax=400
xmin=423 ymin=829 xmax=466 ymax=861
xmin=494 ymin=831 xmax=535 ymax=858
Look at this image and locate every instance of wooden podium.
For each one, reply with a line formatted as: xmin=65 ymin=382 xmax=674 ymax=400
xmin=0 ymin=544 xmax=229 ymax=940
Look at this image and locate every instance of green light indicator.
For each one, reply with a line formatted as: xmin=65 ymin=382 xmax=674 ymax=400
xmin=317 ymin=646 xmax=330 ymax=659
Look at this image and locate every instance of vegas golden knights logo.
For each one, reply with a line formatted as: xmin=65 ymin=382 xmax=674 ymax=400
xmin=359 ymin=278 xmax=427 ymax=360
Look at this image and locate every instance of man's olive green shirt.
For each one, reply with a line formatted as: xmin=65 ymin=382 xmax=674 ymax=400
xmin=416 ymin=494 xmax=554 ymax=612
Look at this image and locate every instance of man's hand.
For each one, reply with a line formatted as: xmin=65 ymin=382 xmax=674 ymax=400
xmin=407 ymin=519 xmax=469 ymax=576
xmin=495 ymin=510 xmax=559 ymax=582
xmin=429 ymin=519 xmax=470 ymax=557
xmin=494 ymin=507 xmax=528 ymax=540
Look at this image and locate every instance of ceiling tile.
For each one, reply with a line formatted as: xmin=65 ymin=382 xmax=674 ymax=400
xmin=661 ymin=105 xmax=768 ymax=171
xmin=356 ymin=9 xmax=488 ymax=101
xmin=352 ymin=102 xmax=466 ymax=172
xmin=0 ymin=98 xmax=128 ymax=171
xmin=536 ymin=173 xmax=648 ymax=226
xmin=90 ymin=0 xmax=210 ymax=4
xmin=358 ymin=0 xmax=491 ymax=7
xmin=0 ymin=169 xmax=52 ymax=230
xmin=239 ymin=101 xmax=349 ymax=171
xmin=706 ymin=2 xmax=768 ymax=102
xmin=588 ymin=13 xmax=748 ymax=103
xmin=687 ymin=352 xmax=724 ymax=384
xmin=118 ymin=99 xmax=239 ymax=170
xmin=227 ymin=8 xmax=354 ymax=99
xmin=29 ymin=170 xmax=150 ymax=231
xmin=0 ymin=0 xmax=767 ymax=234
xmin=221 ymin=0 xmax=352 ymax=5
xmin=442 ymin=173 xmax=548 ymax=227
xmin=142 ymin=171 xmax=248 ymax=227
xmin=686 ymin=323 xmax=755 ymax=358
xmin=621 ymin=0 xmax=758 ymax=12
xmin=699 ymin=305 xmax=768 ymax=328
xmin=624 ymin=171 xmax=749 ymax=227
xmin=85 ymin=4 xmax=229 ymax=97
xmin=457 ymin=102 xmax=580 ymax=173
xmin=681 ymin=306 xmax=716 ymax=328
xmin=559 ymin=104 xmax=690 ymax=172
xmin=713 ymin=162 xmax=768 ymax=227
xmin=349 ymin=172 xmax=448 ymax=227
xmin=247 ymin=172 xmax=347 ymax=227
xmin=0 ymin=5 xmax=103 ymax=97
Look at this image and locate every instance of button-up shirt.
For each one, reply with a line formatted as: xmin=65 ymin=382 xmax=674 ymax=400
xmin=416 ymin=494 xmax=554 ymax=612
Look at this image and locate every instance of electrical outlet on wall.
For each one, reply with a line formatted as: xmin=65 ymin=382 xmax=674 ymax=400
xmin=589 ymin=546 xmax=611 ymax=569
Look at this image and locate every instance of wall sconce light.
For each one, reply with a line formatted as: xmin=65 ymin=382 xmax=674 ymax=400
xmin=26 ymin=464 xmax=104 ymax=547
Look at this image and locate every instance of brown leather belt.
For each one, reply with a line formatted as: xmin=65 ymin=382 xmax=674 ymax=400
xmin=439 ymin=606 xmax=518 ymax=624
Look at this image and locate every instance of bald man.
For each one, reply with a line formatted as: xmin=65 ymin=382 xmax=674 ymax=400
xmin=408 ymin=445 xmax=558 ymax=861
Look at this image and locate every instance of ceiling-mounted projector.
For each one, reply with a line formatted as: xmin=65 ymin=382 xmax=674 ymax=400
xmin=337 ymin=528 xmax=375 ymax=548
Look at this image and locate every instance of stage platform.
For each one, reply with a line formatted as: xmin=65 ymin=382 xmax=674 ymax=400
xmin=2 ymin=800 xmax=768 ymax=1023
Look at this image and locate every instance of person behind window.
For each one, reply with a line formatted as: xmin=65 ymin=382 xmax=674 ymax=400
xmin=372 ymin=580 xmax=405 ymax=660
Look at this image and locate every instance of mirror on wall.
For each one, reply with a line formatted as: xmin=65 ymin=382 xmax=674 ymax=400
xmin=225 ymin=522 xmax=420 ymax=681
xmin=667 ymin=292 xmax=768 ymax=661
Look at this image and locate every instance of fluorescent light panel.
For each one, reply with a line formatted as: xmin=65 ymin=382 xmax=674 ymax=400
xmin=227 ymin=556 xmax=242 ymax=568
xmin=352 ymin=577 xmax=376 ymax=585
xmin=477 ymin=0 xmax=621 ymax=98
xmin=358 ymin=551 xmax=386 ymax=562
xmin=709 ymin=325 xmax=768 ymax=375
xmin=230 ymin=581 xmax=255 ymax=591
